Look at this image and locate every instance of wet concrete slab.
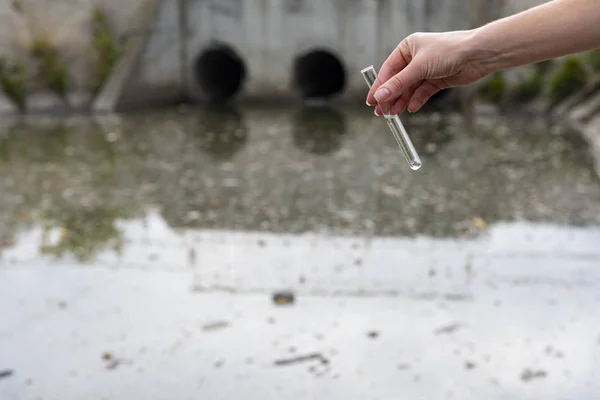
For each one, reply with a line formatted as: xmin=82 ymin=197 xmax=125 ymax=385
xmin=1 ymin=106 xmax=600 ymax=399
xmin=1 ymin=235 xmax=600 ymax=400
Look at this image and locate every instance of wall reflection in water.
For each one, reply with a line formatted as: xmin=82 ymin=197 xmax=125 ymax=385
xmin=1 ymin=108 xmax=600 ymax=263
xmin=291 ymin=105 xmax=347 ymax=155
xmin=40 ymin=206 xmax=134 ymax=262
xmin=193 ymin=104 xmax=248 ymax=160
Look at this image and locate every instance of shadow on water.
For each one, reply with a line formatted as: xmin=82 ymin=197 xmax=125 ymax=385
xmin=291 ymin=105 xmax=347 ymax=155
xmin=193 ymin=104 xmax=248 ymax=160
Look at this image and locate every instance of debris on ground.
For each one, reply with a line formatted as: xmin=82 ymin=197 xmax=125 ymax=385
xmin=465 ymin=361 xmax=476 ymax=370
xmin=434 ymin=322 xmax=463 ymax=335
xmin=202 ymin=321 xmax=230 ymax=332
xmin=521 ymin=368 xmax=547 ymax=382
xmin=272 ymin=291 xmax=295 ymax=306
xmin=473 ymin=218 xmax=487 ymax=230
xmin=101 ymin=351 xmax=130 ymax=371
xmin=0 ymin=369 xmax=14 ymax=380
xmin=274 ymin=352 xmax=329 ymax=367
xmin=0 ymin=239 xmax=15 ymax=248
xmin=275 ymin=353 xmax=331 ymax=377
xmin=367 ymin=331 xmax=379 ymax=339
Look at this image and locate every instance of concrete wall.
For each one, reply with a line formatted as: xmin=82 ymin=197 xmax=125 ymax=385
xmin=0 ymin=0 xmax=147 ymax=91
xmin=157 ymin=0 xmax=472 ymax=102
xmin=0 ymin=0 xmax=550 ymax=111
xmin=114 ymin=0 xmax=476 ymax=107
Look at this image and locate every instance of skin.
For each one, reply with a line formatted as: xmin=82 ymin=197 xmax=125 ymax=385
xmin=366 ymin=0 xmax=600 ymax=116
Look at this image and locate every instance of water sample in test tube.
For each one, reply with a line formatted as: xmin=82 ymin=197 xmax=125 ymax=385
xmin=361 ymin=65 xmax=422 ymax=171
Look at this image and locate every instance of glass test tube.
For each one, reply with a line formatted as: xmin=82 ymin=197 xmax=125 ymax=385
xmin=361 ymin=65 xmax=422 ymax=171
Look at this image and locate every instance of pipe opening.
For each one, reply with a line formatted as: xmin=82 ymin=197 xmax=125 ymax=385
xmin=293 ymin=49 xmax=346 ymax=99
xmin=194 ymin=45 xmax=246 ymax=101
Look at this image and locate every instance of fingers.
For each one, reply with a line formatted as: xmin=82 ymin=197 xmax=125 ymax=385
xmin=374 ymin=83 xmax=420 ymax=116
xmin=366 ymin=40 xmax=412 ymax=106
xmin=407 ymin=80 xmax=442 ymax=113
xmin=374 ymin=61 xmax=425 ymax=109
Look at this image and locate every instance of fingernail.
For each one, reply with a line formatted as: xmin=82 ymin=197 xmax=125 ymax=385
xmin=366 ymin=99 xmax=373 ymax=106
xmin=374 ymin=87 xmax=391 ymax=102
xmin=374 ymin=109 xmax=380 ymax=116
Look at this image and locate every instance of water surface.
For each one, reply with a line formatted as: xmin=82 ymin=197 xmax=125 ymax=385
xmin=0 ymin=105 xmax=599 ymax=260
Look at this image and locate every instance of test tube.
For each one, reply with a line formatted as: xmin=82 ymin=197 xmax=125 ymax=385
xmin=361 ymin=65 xmax=422 ymax=171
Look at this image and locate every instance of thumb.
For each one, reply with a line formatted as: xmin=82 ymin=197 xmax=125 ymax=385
xmin=374 ymin=62 xmax=423 ymax=104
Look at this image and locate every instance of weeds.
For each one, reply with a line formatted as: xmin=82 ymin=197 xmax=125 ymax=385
xmin=91 ymin=8 xmax=120 ymax=94
xmin=547 ymin=57 xmax=588 ymax=107
xmin=30 ymin=38 xmax=68 ymax=100
xmin=479 ymin=71 xmax=505 ymax=103
xmin=0 ymin=56 xmax=27 ymax=111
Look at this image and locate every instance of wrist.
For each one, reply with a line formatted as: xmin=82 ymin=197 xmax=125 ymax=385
xmin=462 ymin=27 xmax=507 ymax=77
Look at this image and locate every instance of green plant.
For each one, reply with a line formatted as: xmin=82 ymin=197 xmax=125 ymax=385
xmin=479 ymin=71 xmax=505 ymax=103
xmin=11 ymin=0 xmax=23 ymax=13
xmin=91 ymin=8 xmax=120 ymax=94
xmin=584 ymin=49 xmax=600 ymax=72
xmin=0 ymin=56 xmax=27 ymax=111
xmin=547 ymin=57 xmax=588 ymax=107
xmin=533 ymin=60 xmax=554 ymax=74
xmin=509 ymin=70 xmax=544 ymax=103
xmin=41 ymin=207 xmax=131 ymax=262
xmin=30 ymin=38 xmax=68 ymax=100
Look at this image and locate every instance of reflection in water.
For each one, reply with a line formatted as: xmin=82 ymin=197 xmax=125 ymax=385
xmin=40 ymin=207 xmax=134 ymax=262
xmin=194 ymin=104 xmax=248 ymax=160
xmin=0 ymin=106 xmax=599 ymax=259
xmin=0 ymin=121 xmax=69 ymax=163
xmin=292 ymin=106 xmax=346 ymax=155
xmin=406 ymin=112 xmax=456 ymax=158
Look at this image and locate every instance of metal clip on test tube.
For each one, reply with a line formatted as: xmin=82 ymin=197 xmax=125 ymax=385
xmin=361 ymin=65 xmax=422 ymax=171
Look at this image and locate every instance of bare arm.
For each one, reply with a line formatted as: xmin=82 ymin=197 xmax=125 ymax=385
xmin=368 ymin=0 xmax=600 ymax=114
xmin=471 ymin=0 xmax=600 ymax=75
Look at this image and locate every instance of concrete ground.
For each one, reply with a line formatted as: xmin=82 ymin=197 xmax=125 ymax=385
xmin=1 ymin=107 xmax=600 ymax=399
xmin=2 ymin=216 xmax=600 ymax=400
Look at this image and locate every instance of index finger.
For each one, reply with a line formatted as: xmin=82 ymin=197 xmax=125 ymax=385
xmin=366 ymin=43 xmax=410 ymax=106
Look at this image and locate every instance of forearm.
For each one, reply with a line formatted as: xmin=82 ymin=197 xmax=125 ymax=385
xmin=468 ymin=0 xmax=600 ymax=74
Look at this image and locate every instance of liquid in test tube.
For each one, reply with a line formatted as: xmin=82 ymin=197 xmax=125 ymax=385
xmin=361 ymin=65 xmax=422 ymax=171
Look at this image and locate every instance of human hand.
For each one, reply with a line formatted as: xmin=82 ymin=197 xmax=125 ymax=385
xmin=366 ymin=31 xmax=488 ymax=115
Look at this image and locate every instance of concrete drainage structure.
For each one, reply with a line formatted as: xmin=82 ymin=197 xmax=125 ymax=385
xmin=293 ymin=49 xmax=346 ymax=100
xmin=193 ymin=44 xmax=247 ymax=101
xmin=91 ymin=0 xmax=535 ymax=112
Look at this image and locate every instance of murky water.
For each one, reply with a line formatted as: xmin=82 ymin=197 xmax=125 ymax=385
xmin=1 ymin=105 xmax=599 ymax=260
xmin=2 ymin=106 xmax=600 ymax=400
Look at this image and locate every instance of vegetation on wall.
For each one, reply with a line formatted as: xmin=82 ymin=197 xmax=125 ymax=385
xmin=91 ymin=7 xmax=121 ymax=94
xmin=584 ymin=50 xmax=600 ymax=73
xmin=0 ymin=57 xmax=27 ymax=111
xmin=547 ymin=57 xmax=588 ymax=108
xmin=478 ymin=71 xmax=505 ymax=104
xmin=29 ymin=38 xmax=69 ymax=101
xmin=11 ymin=0 xmax=23 ymax=13
xmin=508 ymin=69 xmax=544 ymax=104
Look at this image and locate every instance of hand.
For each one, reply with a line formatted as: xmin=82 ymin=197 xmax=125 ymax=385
xmin=366 ymin=31 xmax=488 ymax=115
